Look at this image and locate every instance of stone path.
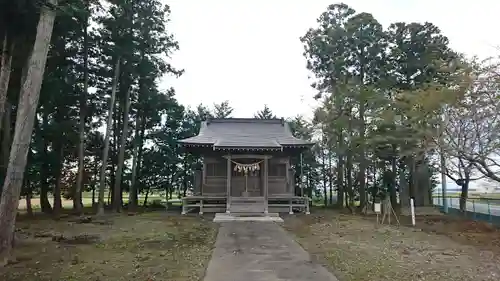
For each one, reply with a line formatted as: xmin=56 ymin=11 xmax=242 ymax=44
xmin=203 ymin=222 xmax=339 ymax=281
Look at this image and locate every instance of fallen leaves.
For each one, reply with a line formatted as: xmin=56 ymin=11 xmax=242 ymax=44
xmin=416 ymin=215 xmax=500 ymax=250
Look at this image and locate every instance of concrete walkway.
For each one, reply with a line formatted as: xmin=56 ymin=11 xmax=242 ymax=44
xmin=203 ymin=222 xmax=339 ymax=281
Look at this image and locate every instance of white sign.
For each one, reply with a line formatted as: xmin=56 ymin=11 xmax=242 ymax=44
xmin=410 ymin=198 xmax=416 ymax=226
xmin=374 ymin=203 xmax=381 ymax=214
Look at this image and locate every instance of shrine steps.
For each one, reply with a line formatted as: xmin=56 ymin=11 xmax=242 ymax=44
xmin=229 ymin=196 xmax=266 ymax=213
xmin=213 ymin=212 xmax=283 ymax=222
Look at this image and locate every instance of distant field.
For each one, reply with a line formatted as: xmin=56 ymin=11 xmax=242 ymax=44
xmin=18 ymin=197 xmax=93 ymax=210
xmin=433 ymin=192 xmax=500 ymax=206
xmin=434 ymin=192 xmax=500 ymax=200
xmin=17 ymin=192 xmax=175 ymax=211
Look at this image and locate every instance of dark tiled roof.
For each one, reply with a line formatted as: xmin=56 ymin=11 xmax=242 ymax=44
xmin=179 ymin=118 xmax=313 ymax=150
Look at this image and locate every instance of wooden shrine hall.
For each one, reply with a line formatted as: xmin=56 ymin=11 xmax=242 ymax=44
xmin=178 ymin=118 xmax=313 ymax=216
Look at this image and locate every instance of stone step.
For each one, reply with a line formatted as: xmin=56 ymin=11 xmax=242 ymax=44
xmin=230 ymin=204 xmax=265 ymax=213
xmin=229 ymin=212 xmax=279 ymax=217
xmin=230 ymin=212 xmax=266 ymax=217
xmin=213 ymin=213 xmax=283 ymax=222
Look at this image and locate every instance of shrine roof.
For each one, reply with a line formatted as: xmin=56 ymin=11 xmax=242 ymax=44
xmin=178 ymin=118 xmax=313 ymax=151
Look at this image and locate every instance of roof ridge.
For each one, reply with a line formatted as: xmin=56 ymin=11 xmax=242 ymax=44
xmin=208 ymin=118 xmax=284 ymax=125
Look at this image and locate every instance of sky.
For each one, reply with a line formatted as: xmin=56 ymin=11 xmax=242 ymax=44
xmin=160 ymin=0 xmax=499 ymax=120
xmin=159 ymin=0 xmax=500 ymax=192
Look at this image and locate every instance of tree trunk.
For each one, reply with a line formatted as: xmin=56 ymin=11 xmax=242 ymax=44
xmin=336 ymin=129 xmax=345 ymax=208
xmin=345 ymin=109 xmax=354 ymax=213
xmin=358 ymin=100 xmax=367 ymax=213
xmin=0 ymin=34 xmax=14 ymax=134
xmin=25 ymin=192 xmax=32 ymax=217
xmin=113 ymin=87 xmax=131 ymax=212
xmin=459 ymin=178 xmax=470 ymax=212
xmin=40 ymin=111 xmax=52 ymax=213
xmin=110 ymin=104 xmax=118 ymax=207
xmin=74 ymin=13 xmax=89 ymax=215
xmin=92 ymin=158 xmax=98 ymax=208
xmin=182 ymin=185 xmax=187 ymax=197
xmin=399 ymin=159 xmax=410 ymax=210
xmin=409 ymin=157 xmax=417 ymax=205
xmin=97 ymin=57 xmax=121 ymax=216
xmin=92 ymin=183 xmax=95 ymax=206
xmin=0 ymin=1 xmax=57 ymax=265
xmin=335 ymin=88 xmax=345 ymax=208
xmin=128 ymin=115 xmax=141 ymax=210
xmin=23 ymin=175 xmax=33 ymax=217
xmin=107 ymin=188 xmax=111 ymax=205
xmin=0 ymin=102 xmax=11 ymax=195
xmin=52 ymin=143 xmax=64 ymax=217
xmin=143 ymin=187 xmax=150 ymax=207
xmin=328 ymin=148 xmax=333 ymax=206
xmin=346 ymin=151 xmax=354 ymax=210
xmin=390 ymin=149 xmax=397 ymax=208
xmin=132 ymin=116 xmax=146 ymax=200
xmin=321 ymin=139 xmax=328 ymax=207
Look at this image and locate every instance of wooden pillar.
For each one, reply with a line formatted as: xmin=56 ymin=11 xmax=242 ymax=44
xmin=226 ymin=155 xmax=231 ymax=213
xmin=286 ymin=159 xmax=291 ymax=193
xmin=202 ymin=161 xmax=206 ymax=185
xmin=201 ymin=160 xmax=206 ymax=196
xmin=194 ymin=170 xmax=202 ymax=195
xmin=264 ymin=156 xmax=269 ymax=214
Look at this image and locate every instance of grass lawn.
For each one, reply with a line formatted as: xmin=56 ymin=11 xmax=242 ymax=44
xmin=17 ymin=197 xmax=95 ymax=211
xmin=2 ymin=212 xmax=217 ymax=281
xmin=283 ymin=209 xmax=500 ymax=281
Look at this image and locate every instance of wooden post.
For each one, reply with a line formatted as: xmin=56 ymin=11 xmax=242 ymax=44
xmin=286 ymin=159 xmax=291 ymax=193
xmin=226 ymin=155 xmax=231 ymax=213
xmin=264 ymin=156 xmax=269 ymax=214
xmin=194 ymin=170 xmax=202 ymax=195
xmin=202 ymin=161 xmax=206 ymax=195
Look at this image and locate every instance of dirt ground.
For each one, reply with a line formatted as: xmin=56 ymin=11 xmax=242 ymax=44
xmin=0 ymin=212 xmax=217 ymax=281
xmin=283 ymin=209 xmax=500 ymax=281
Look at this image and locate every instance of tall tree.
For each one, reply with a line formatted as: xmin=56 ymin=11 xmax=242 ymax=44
xmin=0 ymin=33 xmax=14 ymax=133
xmin=97 ymin=57 xmax=121 ymax=216
xmin=74 ymin=0 xmax=93 ymax=214
xmin=254 ymin=104 xmax=276 ymax=119
xmin=302 ymin=3 xmax=458 ymax=211
xmin=301 ymin=3 xmax=356 ymax=209
xmin=212 ymin=100 xmax=233 ymax=118
xmin=0 ymin=0 xmax=58 ymax=265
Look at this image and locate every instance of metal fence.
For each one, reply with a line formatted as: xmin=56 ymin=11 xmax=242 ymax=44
xmin=432 ymin=195 xmax=500 ymax=225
